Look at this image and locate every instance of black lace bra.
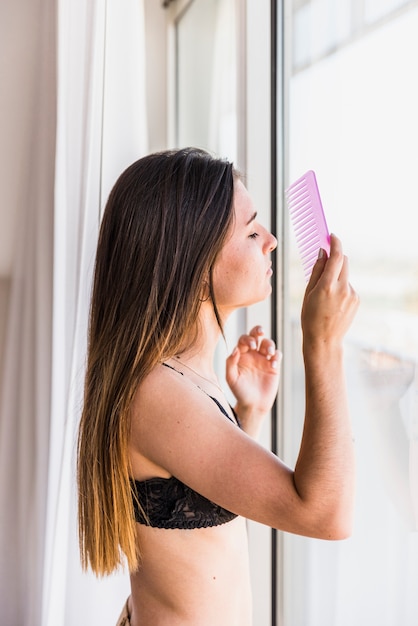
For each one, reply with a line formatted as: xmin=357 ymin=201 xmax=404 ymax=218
xmin=130 ymin=364 xmax=240 ymax=529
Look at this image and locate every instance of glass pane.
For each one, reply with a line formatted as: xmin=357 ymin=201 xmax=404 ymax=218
xmin=364 ymin=0 xmax=410 ymax=24
xmin=286 ymin=1 xmax=418 ymax=624
xmin=176 ymin=0 xmax=237 ymax=162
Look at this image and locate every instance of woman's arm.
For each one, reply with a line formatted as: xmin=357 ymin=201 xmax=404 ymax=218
xmin=294 ymin=234 xmax=359 ymax=536
xmin=224 ymin=234 xmax=359 ymax=533
xmin=131 ymin=235 xmax=359 ymax=539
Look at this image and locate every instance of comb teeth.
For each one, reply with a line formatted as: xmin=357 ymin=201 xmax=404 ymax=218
xmin=285 ymin=170 xmax=330 ymax=281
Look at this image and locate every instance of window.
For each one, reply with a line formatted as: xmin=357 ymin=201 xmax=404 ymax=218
xmin=285 ymin=1 xmax=418 ymax=624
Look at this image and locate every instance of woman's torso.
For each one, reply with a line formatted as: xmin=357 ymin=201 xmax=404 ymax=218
xmin=129 ymin=516 xmax=252 ymax=626
xmin=128 ymin=363 xmax=253 ymax=625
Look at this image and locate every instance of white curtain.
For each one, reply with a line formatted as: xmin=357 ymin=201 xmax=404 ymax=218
xmin=42 ymin=1 xmax=148 ymax=625
xmin=0 ymin=0 xmax=56 ymax=623
xmin=0 ymin=0 xmax=148 ymax=624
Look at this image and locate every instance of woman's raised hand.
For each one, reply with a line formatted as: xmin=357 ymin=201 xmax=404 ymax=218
xmin=301 ymin=234 xmax=359 ymax=352
xmin=226 ymin=326 xmax=281 ymax=420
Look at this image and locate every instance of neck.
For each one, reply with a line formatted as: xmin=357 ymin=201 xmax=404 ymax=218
xmin=175 ymin=301 xmax=228 ymax=374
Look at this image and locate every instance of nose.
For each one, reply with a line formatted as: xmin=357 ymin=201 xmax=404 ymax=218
xmin=264 ymin=231 xmax=277 ymax=254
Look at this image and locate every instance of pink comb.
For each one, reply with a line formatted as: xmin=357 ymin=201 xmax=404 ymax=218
xmin=285 ymin=170 xmax=330 ymax=281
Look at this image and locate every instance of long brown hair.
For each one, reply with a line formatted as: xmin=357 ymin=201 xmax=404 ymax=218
xmin=77 ymin=148 xmax=236 ymax=574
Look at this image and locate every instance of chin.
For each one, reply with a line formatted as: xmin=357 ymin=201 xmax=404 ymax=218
xmin=242 ymin=288 xmax=273 ymax=308
xmin=218 ymin=286 xmax=273 ymax=311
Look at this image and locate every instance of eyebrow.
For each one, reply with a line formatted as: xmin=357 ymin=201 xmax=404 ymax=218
xmin=246 ymin=211 xmax=257 ymax=225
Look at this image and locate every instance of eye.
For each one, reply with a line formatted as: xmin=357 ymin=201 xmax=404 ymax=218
xmin=249 ymin=232 xmax=259 ymax=239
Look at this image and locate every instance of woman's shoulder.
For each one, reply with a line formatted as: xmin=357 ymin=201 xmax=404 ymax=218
xmin=130 ymin=361 xmax=210 ymax=439
xmin=134 ymin=361 xmax=195 ymax=410
xmin=129 ymin=362 xmax=195 ymax=478
xmin=129 ymin=360 xmax=231 ymax=479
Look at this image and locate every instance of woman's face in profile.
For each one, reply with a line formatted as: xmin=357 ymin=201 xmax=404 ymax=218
xmin=212 ymin=180 xmax=277 ymax=314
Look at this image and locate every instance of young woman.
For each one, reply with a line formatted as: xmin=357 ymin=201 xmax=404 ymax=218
xmin=77 ymin=147 xmax=359 ymax=626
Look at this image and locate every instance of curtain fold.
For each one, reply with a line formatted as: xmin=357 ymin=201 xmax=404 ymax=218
xmin=0 ymin=1 xmax=57 ymax=624
xmin=42 ymin=1 xmax=148 ymax=624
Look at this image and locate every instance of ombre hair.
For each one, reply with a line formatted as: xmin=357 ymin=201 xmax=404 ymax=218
xmin=77 ymin=148 xmax=236 ymax=574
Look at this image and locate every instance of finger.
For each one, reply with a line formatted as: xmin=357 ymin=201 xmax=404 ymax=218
xmin=337 ymin=254 xmax=350 ymax=284
xmin=225 ymin=347 xmax=240 ymax=380
xmin=307 ymin=246 xmax=328 ymax=290
xmin=248 ymin=325 xmax=264 ymax=338
xmin=258 ymin=337 xmax=277 ymax=358
xmin=269 ymin=350 xmax=283 ymax=371
xmin=322 ymin=233 xmax=345 ymax=280
xmin=330 ymin=232 xmax=342 ymax=251
xmin=237 ymin=334 xmax=258 ymax=351
xmin=225 ymin=348 xmax=239 ymax=387
xmin=226 ymin=345 xmax=241 ymax=365
xmin=248 ymin=325 xmax=265 ymax=349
